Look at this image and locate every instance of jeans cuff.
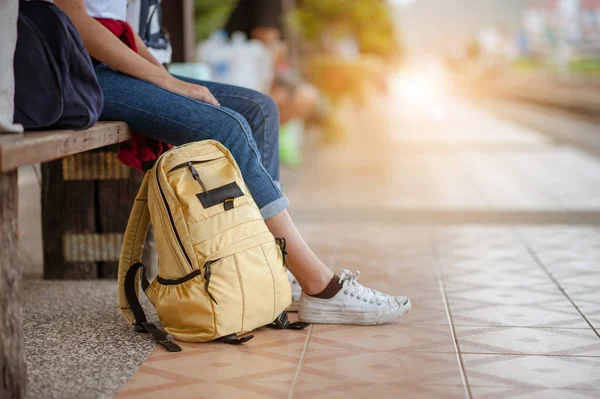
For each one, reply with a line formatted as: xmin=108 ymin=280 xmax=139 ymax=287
xmin=260 ymin=195 xmax=289 ymax=220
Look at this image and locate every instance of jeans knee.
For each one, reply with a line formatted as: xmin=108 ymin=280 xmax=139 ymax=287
xmin=218 ymin=109 xmax=255 ymax=146
xmin=262 ymin=95 xmax=280 ymax=123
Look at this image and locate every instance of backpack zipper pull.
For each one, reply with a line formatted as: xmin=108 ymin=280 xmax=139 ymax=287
xmin=204 ymin=262 xmax=218 ymax=305
xmin=276 ymin=237 xmax=289 ymax=268
xmin=188 ymin=162 xmax=208 ymax=192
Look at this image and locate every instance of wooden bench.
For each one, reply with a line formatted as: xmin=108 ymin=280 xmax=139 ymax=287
xmin=0 ymin=122 xmax=131 ymax=398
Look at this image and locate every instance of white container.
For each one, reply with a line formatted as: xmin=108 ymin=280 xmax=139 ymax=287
xmin=168 ymin=63 xmax=212 ymax=81
xmin=250 ymin=39 xmax=274 ymax=92
xmin=196 ymin=30 xmax=275 ymax=93
xmin=197 ymin=30 xmax=234 ymax=84
xmin=229 ymin=31 xmax=274 ymax=92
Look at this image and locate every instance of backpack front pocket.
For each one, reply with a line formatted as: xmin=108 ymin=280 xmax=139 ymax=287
xmin=205 ymin=245 xmax=281 ymax=336
xmin=166 ymin=158 xmax=251 ymax=223
xmin=153 ymin=273 xmax=218 ymax=342
xmin=154 ymin=242 xmax=287 ymax=342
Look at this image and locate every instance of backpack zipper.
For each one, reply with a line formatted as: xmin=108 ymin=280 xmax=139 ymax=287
xmin=188 ymin=162 xmax=208 ymax=192
xmin=155 ymin=168 xmax=195 ymax=273
xmin=168 ymin=159 xmax=214 ymax=174
xmin=203 ymin=259 xmax=220 ymax=305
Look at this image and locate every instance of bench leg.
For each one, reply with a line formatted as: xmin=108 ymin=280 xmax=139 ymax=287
xmin=41 ymin=153 xmax=143 ymax=279
xmin=41 ymin=160 xmax=96 ymax=279
xmin=0 ymin=170 xmax=26 ymax=398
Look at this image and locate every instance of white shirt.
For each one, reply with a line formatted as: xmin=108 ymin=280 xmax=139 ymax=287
xmin=84 ymin=0 xmax=127 ymax=21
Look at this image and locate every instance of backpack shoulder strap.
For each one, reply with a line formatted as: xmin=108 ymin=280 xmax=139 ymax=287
xmin=118 ymin=172 xmax=151 ymax=323
xmin=117 ymin=172 xmax=181 ymax=352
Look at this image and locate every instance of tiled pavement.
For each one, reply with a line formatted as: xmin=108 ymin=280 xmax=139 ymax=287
xmin=117 ymin=224 xmax=600 ymax=399
xmin=117 ymin=92 xmax=600 ymax=398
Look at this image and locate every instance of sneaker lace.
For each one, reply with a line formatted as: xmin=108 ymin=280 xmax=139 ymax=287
xmin=338 ymin=269 xmax=388 ymax=306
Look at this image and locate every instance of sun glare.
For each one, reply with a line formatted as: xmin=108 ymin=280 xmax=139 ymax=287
xmin=391 ymin=63 xmax=448 ymax=119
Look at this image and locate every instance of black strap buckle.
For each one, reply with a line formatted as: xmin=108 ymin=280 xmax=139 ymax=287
xmin=222 ymin=334 xmax=254 ymax=345
xmin=158 ymin=340 xmax=181 ymax=352
xmin=139 ymin=322 xmax=182 ymax=352
xmin=288 ymin=322 xmax=311 ymax=330
xmin=268 ymin=312 xmax=310 ymax=330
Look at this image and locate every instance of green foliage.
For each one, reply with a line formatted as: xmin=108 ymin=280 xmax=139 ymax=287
xmin=512 ymin=57 xmax=542 ymax=72
xmin=511 ymin=57 xmax=600 ymax=78
xmin=194 ymin=0 xmax=237 ymax=43
xmin=569 ymin=58 xmax=600 ymax=76
xmin=290 ymin=0 xmax=401 ymax=59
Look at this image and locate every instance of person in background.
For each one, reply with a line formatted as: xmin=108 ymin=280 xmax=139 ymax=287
xmin=270 ymin=73 xmax=319 ymax=126
xmin=225 ymin=0 xmax=319 ymax=130
xmin=225 ymin=0 xmax=283 ymax=46
xmin=54 ymin=0 xmax=411 ymax=325
xmin=270 ymin=72 xmax=319 ymax=166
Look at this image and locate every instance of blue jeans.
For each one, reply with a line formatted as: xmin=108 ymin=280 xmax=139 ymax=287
xmin=94 ymin=64 xmax=288 ymax=220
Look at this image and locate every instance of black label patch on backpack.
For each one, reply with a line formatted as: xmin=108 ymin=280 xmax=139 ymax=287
xmin=197 ymin=182 xmax=244 ymax=209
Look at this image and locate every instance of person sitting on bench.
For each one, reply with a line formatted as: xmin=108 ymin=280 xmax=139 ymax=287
xmin=54 ymin=0 xmax=411 ymax=325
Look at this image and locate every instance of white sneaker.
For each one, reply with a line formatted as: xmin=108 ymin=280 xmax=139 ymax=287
xmin=298 ymin=270 xmax=411 ymax=325
xmin=287 ymin=269 xmax=302 ymax=312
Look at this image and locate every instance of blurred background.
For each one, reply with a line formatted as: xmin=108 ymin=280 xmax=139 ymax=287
xmin=155 ymin=0 xmax=600 ymax=169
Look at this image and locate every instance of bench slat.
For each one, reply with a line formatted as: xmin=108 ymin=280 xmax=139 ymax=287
xmin=0 ymin=122 xmax=131 ymax=172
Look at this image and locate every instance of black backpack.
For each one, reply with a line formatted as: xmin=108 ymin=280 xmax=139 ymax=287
xmin=127 ymin=0 xmax=172 ymax=66
xmin=13 ymin=0 xmax=104 ymax=130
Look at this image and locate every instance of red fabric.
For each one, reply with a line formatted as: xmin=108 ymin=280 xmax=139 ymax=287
xmin=116 ymin=132 xmax=172 ymax=172
xmin=94 ymin=18 xmax=138 ymax=52
xmin=94 ymin=18 xmax=172 ymax=171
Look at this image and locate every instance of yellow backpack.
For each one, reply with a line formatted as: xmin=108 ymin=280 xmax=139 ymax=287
xmin=117 ymin=140 xmax=307 ymax=351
